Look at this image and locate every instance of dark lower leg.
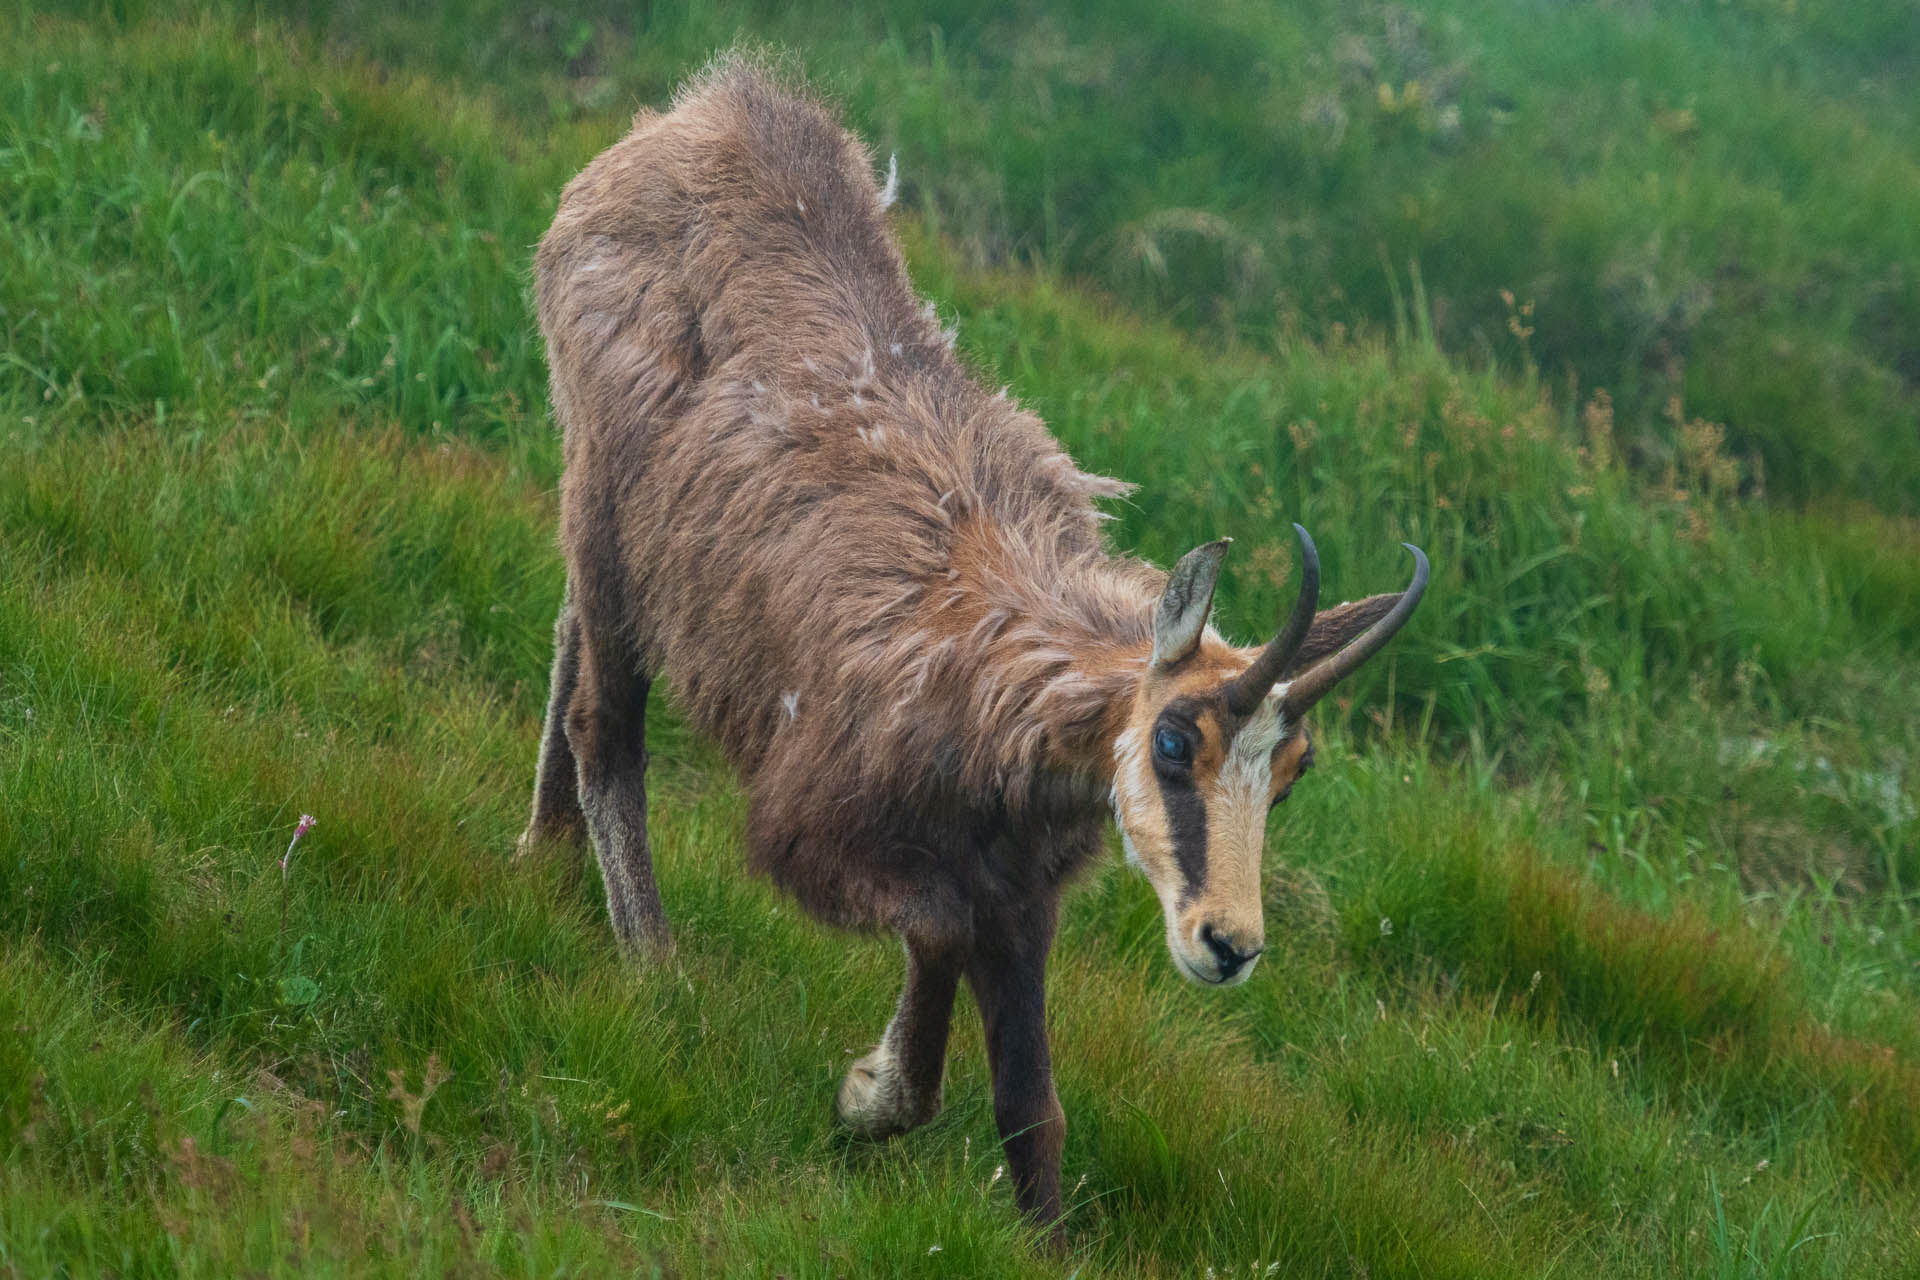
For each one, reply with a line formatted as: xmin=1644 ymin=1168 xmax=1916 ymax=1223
xmin=968 ymin=897 xmax=1066 ymax=1233
xmin=567 ymin=638 xmax=668 ymax=955
xmin=520 ymin=590 xmax=586 ymax=853
xmin=838 ymin=918 xmax=970 ymax=1137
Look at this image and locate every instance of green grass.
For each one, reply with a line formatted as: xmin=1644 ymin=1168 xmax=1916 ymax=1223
xmin=114 ymin=0 xmax=1920 ymax=511
xmin=3 ymin=3 xmax=1917 ymax=1275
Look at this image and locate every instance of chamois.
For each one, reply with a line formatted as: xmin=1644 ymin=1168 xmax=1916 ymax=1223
xmin=520 ymin=56 xmax=1428 ymax=1235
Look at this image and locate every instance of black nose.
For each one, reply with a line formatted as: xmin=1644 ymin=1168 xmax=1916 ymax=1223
xmin=1199 ymin=923 xmax=1262 ymax=978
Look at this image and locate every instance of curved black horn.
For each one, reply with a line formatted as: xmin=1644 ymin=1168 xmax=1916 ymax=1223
xmin=1223 ymin=524 xmax=1322 ymax=716
xmin=1277 ymin=543 xmax=1430 ymax=719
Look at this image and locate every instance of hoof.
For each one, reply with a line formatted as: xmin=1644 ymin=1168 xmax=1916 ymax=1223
xmin=835 ymin=1045 xmax=937 ymax=1139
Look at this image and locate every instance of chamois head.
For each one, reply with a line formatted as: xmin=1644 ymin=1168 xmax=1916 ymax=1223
xmin=1110 ymin=526 xmax=1428 ymax=986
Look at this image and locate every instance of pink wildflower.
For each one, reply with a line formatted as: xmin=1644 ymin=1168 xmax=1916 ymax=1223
xmin=279 ymin=814 xmax=316 ymax=943
xmin=281 ymin=814 xmax=317 ymax=883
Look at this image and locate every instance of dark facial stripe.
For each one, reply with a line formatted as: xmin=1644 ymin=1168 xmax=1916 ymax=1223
xmin=1156 ymin=772 xmax=1207 ymax=899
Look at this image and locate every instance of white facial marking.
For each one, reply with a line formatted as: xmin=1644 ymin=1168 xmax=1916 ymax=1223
xmin=1111 ymin=725 xmax=1180 ymax=925
xmin=1109 ymin=726 xmax=1156 ymax=831
xmin=1202 ymin=693 xmax=1287 ymax=914
xmin=1221 ymin=694 xmax=1286 ymax=804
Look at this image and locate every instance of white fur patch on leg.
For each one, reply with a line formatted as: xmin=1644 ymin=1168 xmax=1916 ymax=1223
xmin=835 ymin=1036 xmax=931 ymax=1139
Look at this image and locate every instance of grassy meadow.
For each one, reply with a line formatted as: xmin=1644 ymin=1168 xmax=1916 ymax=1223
xmin=3 ymin=2 xmax=1918 ymax=1275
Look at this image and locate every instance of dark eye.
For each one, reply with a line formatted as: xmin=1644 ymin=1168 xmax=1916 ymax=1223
xmin=1152 ymin=727 xmax=1191 ymax=767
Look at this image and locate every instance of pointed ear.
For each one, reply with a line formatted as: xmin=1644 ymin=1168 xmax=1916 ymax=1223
xmin=1152 ymin=539 xmax=1231 ymax=670
xmin=1281 ymin=594 xmax=1403 ymax=676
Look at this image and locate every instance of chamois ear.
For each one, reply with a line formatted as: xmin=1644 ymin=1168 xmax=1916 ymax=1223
xmin=1281 ymin=594 xmax=1404 ymax=676
xmin=1151 ymin=539 xmax=1231 ymax=670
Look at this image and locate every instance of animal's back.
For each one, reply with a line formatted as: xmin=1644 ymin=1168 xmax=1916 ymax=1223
xmin=537 ymin=57 xmax=1129 ymax=788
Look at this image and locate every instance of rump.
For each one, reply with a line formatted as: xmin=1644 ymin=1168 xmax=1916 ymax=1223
xmin=535 ymin=54 xmax=912 ymax=450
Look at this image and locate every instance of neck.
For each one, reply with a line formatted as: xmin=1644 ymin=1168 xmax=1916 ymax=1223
xmin=910 ymin=525 xmax=1155 ymax=813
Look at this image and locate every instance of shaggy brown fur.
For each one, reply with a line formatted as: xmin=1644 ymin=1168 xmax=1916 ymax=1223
xmin=520 ymin=55 xmax=1425 ymax=1238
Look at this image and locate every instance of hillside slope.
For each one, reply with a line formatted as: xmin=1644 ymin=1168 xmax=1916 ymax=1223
xmin=2 ymin=8 xmax=1917 ymax=1276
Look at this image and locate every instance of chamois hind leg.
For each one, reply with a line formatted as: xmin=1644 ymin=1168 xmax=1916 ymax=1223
xmin=517 ymin=585 xmax=586 ymax=858
xmin=565 ymin=619 xmax=670 ymax=955
xmin=837 ymin=902 xmax=972 ymax=1139
xmin=968 ymin=892 xmax=1066 ymax=1241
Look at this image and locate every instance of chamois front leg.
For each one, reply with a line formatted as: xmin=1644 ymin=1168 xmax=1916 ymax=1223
xmin=969 ymin=893 xmax=1067 ymax=1240
xmin=838 ymin=907 xmax=972 ymax=1138
xmin=518 ymin=584 xmax=587 ymax=858
xmin=565 ymin=627 xmax=670 ymax=955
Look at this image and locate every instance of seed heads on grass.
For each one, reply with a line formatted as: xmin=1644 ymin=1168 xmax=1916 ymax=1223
xmin=388 ymin=1054 xmax=451 ymax=1136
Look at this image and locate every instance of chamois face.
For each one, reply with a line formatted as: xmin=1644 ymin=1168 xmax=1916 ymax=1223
xmin=1109 ymin=531 xmax=1428 ymax=987
xmin=1109 ymin=644 xmax=1314 ymax=986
